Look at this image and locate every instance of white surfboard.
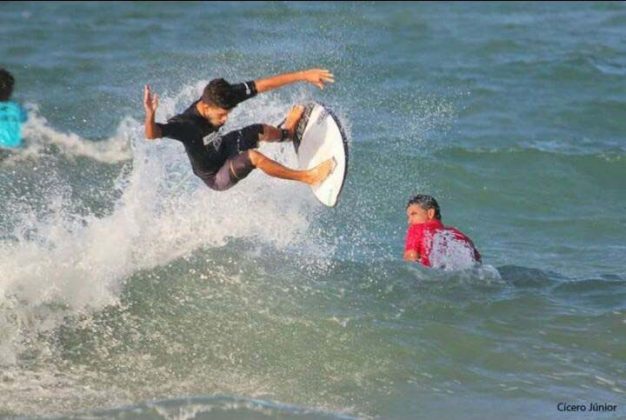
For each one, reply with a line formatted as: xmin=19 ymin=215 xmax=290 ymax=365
xmin=292 ymin=103 xmax=349 ymax=207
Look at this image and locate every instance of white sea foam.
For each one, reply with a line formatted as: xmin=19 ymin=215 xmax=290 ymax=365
xmin=2 ymin=103 xmax=134 ymax=165
xmin=0 ymin=82 xmax=339 ymax=367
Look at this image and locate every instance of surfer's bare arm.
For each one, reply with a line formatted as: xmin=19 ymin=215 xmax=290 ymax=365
xmin=254 ymin=68 xmax=335 ymax=93
xmin=404 ymin=250 xmax=419 ymax=262
xmin=144 ymin=84 xmax=162 ymax=140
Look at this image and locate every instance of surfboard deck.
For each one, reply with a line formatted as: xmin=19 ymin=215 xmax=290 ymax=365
xmin=292 ymin=103 xmax=349 ymax=208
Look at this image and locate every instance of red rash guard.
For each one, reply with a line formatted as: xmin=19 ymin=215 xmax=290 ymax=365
xmin=405 ymin=220 xmax=481 ymax=267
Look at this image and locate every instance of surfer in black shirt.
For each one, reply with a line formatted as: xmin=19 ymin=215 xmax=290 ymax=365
xmin=143 ymin=69 xmax=335 ymax=191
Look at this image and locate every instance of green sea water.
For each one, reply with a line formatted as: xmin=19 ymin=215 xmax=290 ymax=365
xmin=0 ymin=2 xmax=624 ymax=419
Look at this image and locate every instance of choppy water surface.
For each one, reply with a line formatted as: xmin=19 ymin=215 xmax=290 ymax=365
xmin=1 ymin=2 xmax=624 ymax=419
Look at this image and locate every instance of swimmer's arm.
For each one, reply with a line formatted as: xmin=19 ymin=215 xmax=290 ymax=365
xmin=254 ymin=68 xmax=335 ymax=93
xmin=404 ymin=250 xmax=419 ymax=262
xmin=144 ymin=84 xmax=162 ymax=139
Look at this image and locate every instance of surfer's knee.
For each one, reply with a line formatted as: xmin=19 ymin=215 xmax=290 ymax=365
xmin=258 ymin=125 xmax=275 ymax=142
xmin=241 ymin=124 xmax=264 ymax=140
xmin=257 ymin=125 xmax=290 ymax=143
xmin=248 ymin=150 xmax=265 ymax=167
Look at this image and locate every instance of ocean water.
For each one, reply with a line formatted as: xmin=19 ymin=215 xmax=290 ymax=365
xmin=1 ymin=2 xmax=625 ymax=419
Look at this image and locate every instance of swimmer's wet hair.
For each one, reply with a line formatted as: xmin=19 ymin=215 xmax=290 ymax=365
xmin=407 ymin=194 xmax=442 ymax=220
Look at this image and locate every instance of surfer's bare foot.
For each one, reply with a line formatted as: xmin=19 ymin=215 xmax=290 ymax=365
xmin=304 ymin=158 xmax=335 ymax=185
xmin=284 ymin=105 xmax=305 ymax=139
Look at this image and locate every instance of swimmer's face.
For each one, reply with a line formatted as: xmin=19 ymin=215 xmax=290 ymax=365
xmin=406 ymin=204 xmax=435 ymax=225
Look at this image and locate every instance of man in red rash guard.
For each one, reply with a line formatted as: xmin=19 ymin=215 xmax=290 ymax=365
xmin=404 ymin=195 xmax=481 ymax=268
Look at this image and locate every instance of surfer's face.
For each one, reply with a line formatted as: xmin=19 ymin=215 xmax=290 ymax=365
xmin=406 ymin=204 xmax=434 ymax=225
xmin=199 ymin=102 xmax=231 ymax=127
xmin=207 ymin=107 xmax=230 ymax=127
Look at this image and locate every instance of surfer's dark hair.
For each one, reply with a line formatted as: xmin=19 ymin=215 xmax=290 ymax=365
xmin=407 ymin=194 xmax=442 ymax=220
xmin=202 ymin=78 xmax=237 ymax=110
xmin=0 ymin=68 xmax=15 ymax=101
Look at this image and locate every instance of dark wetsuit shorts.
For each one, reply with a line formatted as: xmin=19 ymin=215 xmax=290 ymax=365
xmin=202 ymin=124 xmax=263 ymax=191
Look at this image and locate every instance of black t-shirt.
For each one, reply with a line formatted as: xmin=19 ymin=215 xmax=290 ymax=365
xmin=156 ymin=81 xmax=257 ymax=177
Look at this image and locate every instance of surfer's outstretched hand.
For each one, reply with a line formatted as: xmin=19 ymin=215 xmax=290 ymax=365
xmin=302 ymin=68 xmax=335 ymax=89
xmin=143 ymin=84 xmax=159 ymax=114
